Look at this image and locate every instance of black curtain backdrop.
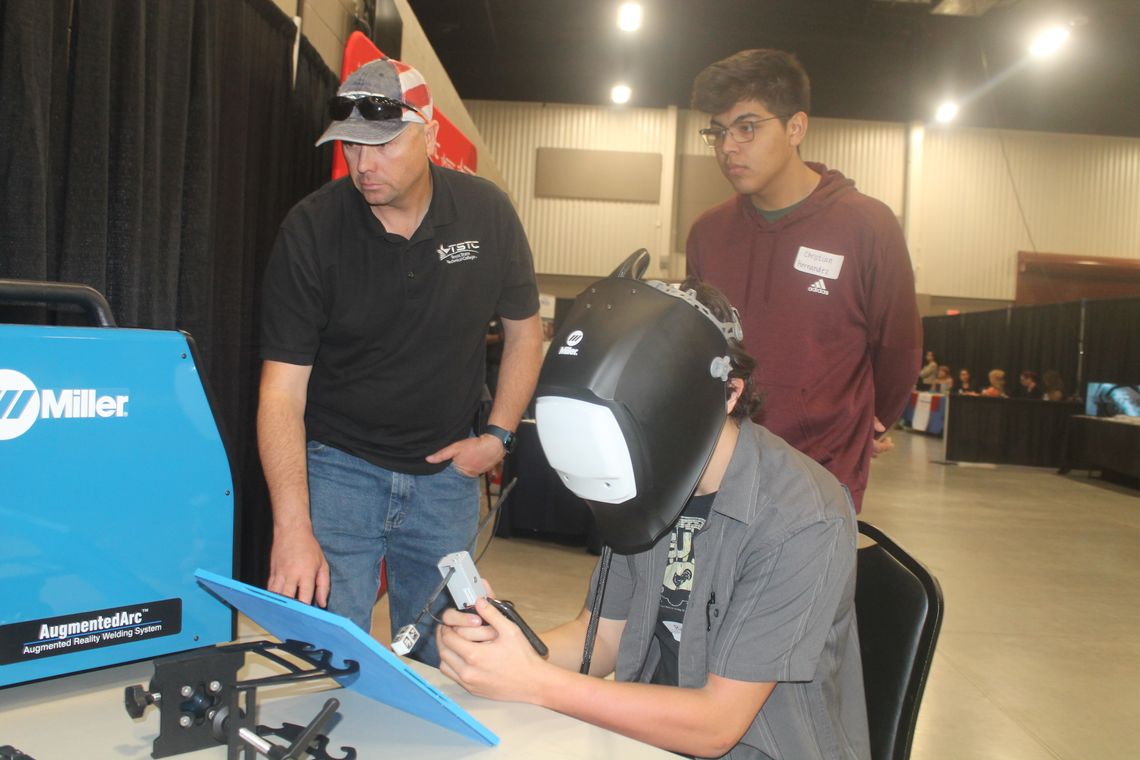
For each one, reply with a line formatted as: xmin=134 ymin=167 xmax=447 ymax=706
xmin=0 ymin=0 xmax=339 ymax=585
xmin=922 ymin=312 xmax=969 ymax=383
xmin=1006 ymin=301 xmax=1082 ymax=392
xmin=923 ymin=297 xmax=1140 ymax=399
xmin=1083 ymin=297 xmax=1140 ymax=387
xmin=957 ymin=309 xmax=1009 ymax=387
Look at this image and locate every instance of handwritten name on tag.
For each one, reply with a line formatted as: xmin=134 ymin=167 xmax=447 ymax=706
xmin=794 ymin=246 xmax=844 ymax=280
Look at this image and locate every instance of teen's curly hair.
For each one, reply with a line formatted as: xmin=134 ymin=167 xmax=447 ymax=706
xmin=681 ymin=277 xmax=761 ymax=421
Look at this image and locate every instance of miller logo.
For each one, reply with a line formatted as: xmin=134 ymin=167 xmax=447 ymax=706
xmin=558 ymin=330 xmax=584 ymax=356
xmin=438 ymin=240 xmax=480 ymax=264
xmin=0 ymin=369 xmax=130 ymax=442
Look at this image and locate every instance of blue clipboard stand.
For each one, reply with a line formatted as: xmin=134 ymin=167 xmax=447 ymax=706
xmin=194 ymin=569 xmax=498 ymax=747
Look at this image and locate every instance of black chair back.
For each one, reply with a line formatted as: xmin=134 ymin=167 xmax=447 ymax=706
xmin=856 ymin=521 xmax=944 ymax=760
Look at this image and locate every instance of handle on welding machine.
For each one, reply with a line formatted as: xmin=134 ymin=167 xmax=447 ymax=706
xmin=0 ymin=278 xmax=116 ymax=327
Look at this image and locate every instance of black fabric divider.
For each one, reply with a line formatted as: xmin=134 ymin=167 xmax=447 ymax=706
xmin=1007 ymin=302 xmax=1081 ymax=392
xmin=924 ymin=296 xmax=1140 ymax=396
xmin=1064 ymin=416 xmax=1140 ymax=481
xmin=919 ymin=314 xmax=956 ymax=373
xmin=1083 ymin=298 xmax=1140 ymax=387
xmin=945 ymin=396 xmax=1083 ymax=467
xmin=0 ymin=0 xmax=75 ymax=313
xmin=0 ymin=0 xmax=340 ymax=585
xmin=957 ymin=309 xmax=1010 ymax=387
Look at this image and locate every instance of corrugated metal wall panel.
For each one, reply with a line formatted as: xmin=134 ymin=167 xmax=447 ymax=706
xmin=470 ymin=101 xmax=1140 ymax=299
xmin=466 ymin=100 xmax=674 ymax=277
xmin=677 ymin=109 xmax=712 ymax=155
xmin=918 ymin=127 xmax=1140 ymax=299
xmin=799 ymin=118 xmax=907 ymax=217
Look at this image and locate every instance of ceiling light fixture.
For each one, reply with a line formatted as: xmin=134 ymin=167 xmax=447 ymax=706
xmin=611 ymin=84 xmax=632 ymax=104
xmin=935 ymin=101 xmax=959 ymax=123
xmin=1028 ymin=25 xmax=1070 ymax=58
xmin=617 ymin=3 xmax=642 ymax=32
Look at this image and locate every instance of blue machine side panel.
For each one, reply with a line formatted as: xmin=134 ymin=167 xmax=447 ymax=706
xmin=0 ymin=325 xmax=234 ymax=686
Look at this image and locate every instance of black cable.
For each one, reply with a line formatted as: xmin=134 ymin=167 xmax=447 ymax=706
xmin=579 ymin=545 xmax=613 ymax=675
xmin=410 ymin=566 xmax=455 ymax=627
xmin=403 ymin=477 xmax=519 ymax=631
xmin=473 ymin=477 xmax=517 ymax=564
xmin=977 ymin=44 xmax=1038 ymax=254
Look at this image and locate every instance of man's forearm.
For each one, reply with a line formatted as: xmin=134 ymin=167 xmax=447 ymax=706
xmin=257 ymin=391 xmax=312 ymax=533
xmin=488 ymin=315 xmax=542 ymax=430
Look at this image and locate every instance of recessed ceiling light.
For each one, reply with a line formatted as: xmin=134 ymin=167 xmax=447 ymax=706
xmin=611 ymin=84 xmax=632 ymax=104
xmin=1029 ymin=25 xmax=1070 ymax=58
xmin=617 ymin=3 xmax=642 ymax=32
xmin=935 ymin=101 xmax=959 ymax=123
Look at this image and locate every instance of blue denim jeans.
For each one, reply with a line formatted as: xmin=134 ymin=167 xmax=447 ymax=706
xmin=306 ymin=441 xmax=480 ymax=666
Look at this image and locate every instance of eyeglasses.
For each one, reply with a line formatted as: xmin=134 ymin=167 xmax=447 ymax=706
xmin=699 ymin=115 xmax=783 ymax=148
xmin=328 ymin=94 xmax=423 ymax=122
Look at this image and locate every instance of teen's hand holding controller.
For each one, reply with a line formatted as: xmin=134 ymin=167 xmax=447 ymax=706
xmin=437 ymin=578 xmax=595 ymax=704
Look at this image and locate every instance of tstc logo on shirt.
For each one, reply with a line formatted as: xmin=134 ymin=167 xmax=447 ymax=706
xmin=558 ymin=330 xmax=584 ymax=356
xmin=438 ymin=240 xmax=480 ymax=264
xmin=0 ymin=368 xmax=130 ymax=441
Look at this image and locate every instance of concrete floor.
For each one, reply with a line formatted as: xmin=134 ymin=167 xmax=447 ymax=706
xmin=371 ymin=431 xmax=1140 ymax=760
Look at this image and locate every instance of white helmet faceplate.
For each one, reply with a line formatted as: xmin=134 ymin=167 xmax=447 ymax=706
xmin=535 ymin=396 xmax=637 ymax=503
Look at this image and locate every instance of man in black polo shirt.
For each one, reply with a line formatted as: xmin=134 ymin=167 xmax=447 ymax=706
xmin=257 ymin=57 xmax=542 ymax=666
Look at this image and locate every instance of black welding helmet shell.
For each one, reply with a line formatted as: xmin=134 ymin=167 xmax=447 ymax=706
xmin=534 ymin=252 xmax=739 ymax=554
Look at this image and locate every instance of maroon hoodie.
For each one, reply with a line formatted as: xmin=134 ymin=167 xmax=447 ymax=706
xmin=687 ymin=163 xmax=921 ymax=509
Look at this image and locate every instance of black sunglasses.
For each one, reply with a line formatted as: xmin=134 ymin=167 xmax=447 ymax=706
xmin=328 ymin=94 xmax=423 ymax=122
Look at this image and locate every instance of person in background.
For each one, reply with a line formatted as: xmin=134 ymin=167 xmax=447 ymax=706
xmin=685 ymin=48 xmax=921 ymax=512
xmin=933 ymin=364 xmax=953 ymax=393
xmin=918 ymin=351 xmax=939 ymax=390
xmin=1016 ymin=370 xmax=1041 ymax=399
xmin=1042 ymin=370 xmax=1066 ymax=401
xmin=955 ymin=368 xmax=976 ymax=395
xmin=257 ymin=58 xmax=543 ymax=665
xmin=981 ymin=369 xmax=1008 ymax=398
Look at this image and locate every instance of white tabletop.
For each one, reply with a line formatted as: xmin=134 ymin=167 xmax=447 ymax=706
xmin=0 ymin=649 xmax=674 ymax=759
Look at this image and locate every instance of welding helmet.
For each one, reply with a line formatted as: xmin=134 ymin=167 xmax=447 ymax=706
xmin=534 ymin=250 xmax=742 ymax=554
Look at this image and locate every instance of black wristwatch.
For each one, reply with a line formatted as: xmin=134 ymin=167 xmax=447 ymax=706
xmin=484 ymin=424 xmax=517 ymax=454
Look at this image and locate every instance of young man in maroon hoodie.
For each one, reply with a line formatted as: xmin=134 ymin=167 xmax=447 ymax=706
xmin=686 ymin=49 xmax=921 ymax=511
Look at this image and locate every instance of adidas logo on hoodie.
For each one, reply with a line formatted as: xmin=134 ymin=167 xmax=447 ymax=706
xmin=807 ymin=278 xmax=830 ymax=296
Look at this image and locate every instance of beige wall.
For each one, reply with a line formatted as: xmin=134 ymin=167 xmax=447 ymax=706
xmin=466 ymin=99 xmax=1140 ymax=301
xmin=270 ymin=0 xmax=362 ymax=77
xmin=393 ymin=0 xmax=508 ymax=191
xmin=468 ymin=102 xmax=914 ymax=281
xmin=270 ymin=0 xmax=1140 ymax=303
xmin=465 ymin=100 xmax=680 ymax=280
xmin=913 ymin=126 xmax=1140 ymax=300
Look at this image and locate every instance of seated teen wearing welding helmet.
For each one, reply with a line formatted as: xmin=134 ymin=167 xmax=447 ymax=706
xmin=438 ymin=253 xmax=870 ymax=760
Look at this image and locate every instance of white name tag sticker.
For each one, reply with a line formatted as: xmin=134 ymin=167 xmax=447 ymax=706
xmin=794 ymin=246 xmax=845 ymax=280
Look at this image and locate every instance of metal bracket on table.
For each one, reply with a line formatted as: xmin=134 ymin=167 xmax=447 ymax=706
xmin=124 ymin=639 xmax=358 ymax=759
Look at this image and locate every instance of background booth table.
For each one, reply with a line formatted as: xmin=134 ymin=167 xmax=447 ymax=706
xmin=1063 ymin=415 xmax=1140 ymax=481
xmin=902 ymin=391 xmax=946 ymax=435
xmin=943 ymin=396 xmax=1083 ymax=467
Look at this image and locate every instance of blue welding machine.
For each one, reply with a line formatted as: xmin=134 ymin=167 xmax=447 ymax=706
xmin=0 ymin=280 xmax=235 ymax=687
